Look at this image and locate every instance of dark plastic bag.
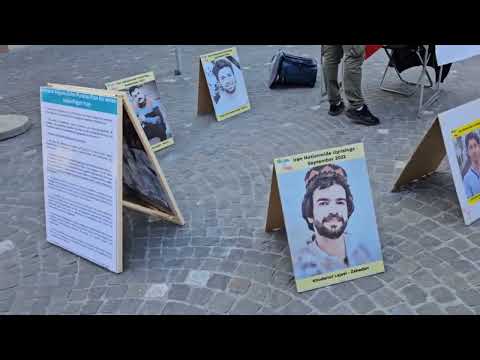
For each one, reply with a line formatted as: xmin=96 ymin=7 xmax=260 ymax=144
xmin=269 ymin=51 xmax=318 ymax=88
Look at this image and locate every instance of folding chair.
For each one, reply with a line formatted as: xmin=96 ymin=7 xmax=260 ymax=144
xmin=379 ymin=45 xmax=434 ymax=97
xmin=380 ymin=45 xmax=446 ymax=117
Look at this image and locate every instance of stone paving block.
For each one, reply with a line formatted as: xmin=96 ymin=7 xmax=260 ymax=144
xmin=230 ymin=299 xmax=262 ymax=315
xmin=88 ymin=287 xmax=107 ymax=300
xmin=350 ymin=294 xmax=376 ymax=314
xmin=168 ymin=284 xmax=191 ymax=301
xmin=462 ymin=248 xmax=480 ymax=262
xmin=207 ymin=274 xmax=231 ymax=291
xmin=310 ymin=290 xmax=340 ymax=313
xmin=330 ymin=281 xmax=358 ymax=301
xmin=448 ymin=238 xmax=470 ymax=253
xmin=415 ymin=302 xmax=444 ymax=315
xmin=282 ymin=300 xmax=313 ymax=315
xmin=371 ymin=287 xmax=403 ymax=308
xmin=449 ymin=259 xmax=478 ymax=274
xmin=69 ymin=289 xmax=88 ymax=302
xmin=125 ymin=284 xmax=149 ymax=298
xmin=208 ymin=293 xmax=235 ymax=314
xmin=411 ymin=269 xmax=440 ymax=288
xmin=401 ymin=284 xmax=427 ymax=306
xmin=80 ymin=301 xmax=103 ymax=315
xmin=139 ymin=300 xmax=165 ymax=315
xmin=353 ymin=276 xmax=384 ymax=293
xmin=228 ymin=277 xmax=251 ymax=295
xmin=456 ymin=289 xmax=480 ymax=307
xmin=185 ymin=270 xmax=210 ymax=287
xmin=145 ymin=284 xmax=169 ymax=299
xmin=433 ymin=247 xmax=460 ymax=261
xmin=118 ymin=299 xmax=143 ymax=314
xmin=267 ymin=290 xmax=292 ymax=309
xmin=162 ymin=302 xmax=205 ymax=315
xmin=431 ymin=287 xmax=456 ymax=304
xmin=105 ymin=285 xmax=128 ymax=299
xmin=189 ymin=288 xmax=214 ymax=306
xmin=329 ymin=304 xmax=354 ymax=315
xmin=387 ymin=303 xmax=415 ymax=315
xmin=99 ymin=300 xmax=122 ymax=314
xmin=446 ymin=304 xmax=474 ymax=315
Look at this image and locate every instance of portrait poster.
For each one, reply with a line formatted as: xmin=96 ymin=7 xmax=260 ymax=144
xmin=272 ymin=143 xmax=384 ymax=292
xmin=439 ymin=98 xmax=480 ymax=225
xmin=199 ymin=47 xmax=250 ymax=121
xmin=106 ymin=72 xmax=174 ymax=152
xmin=40 ymin=85 xmax=123 ymax=273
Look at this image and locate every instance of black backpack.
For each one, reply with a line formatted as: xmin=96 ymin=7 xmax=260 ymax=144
xmin=269 ymin=51 xmax=318 ymax=88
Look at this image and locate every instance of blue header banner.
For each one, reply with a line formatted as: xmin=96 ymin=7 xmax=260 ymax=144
xmin=40 ymin=87 xmax=118 ymax=114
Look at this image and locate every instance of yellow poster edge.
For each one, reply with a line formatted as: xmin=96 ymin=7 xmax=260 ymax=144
xmin=216 ymin=103 xmax=251 ymax=121
xmin=201 ymin=47 xmax=236 ymax=64
xmin=105 ymin=71 xmax=156 ymax=91
xmin=275 ymin=143 xmax=365 ymax=175
xmin=151 ymin=138 xmax=175 ymax=152
xmin=295 ymin=261 xmax=385 ymax=293
xmin=451 ymin=118 xmax=480 ymax=139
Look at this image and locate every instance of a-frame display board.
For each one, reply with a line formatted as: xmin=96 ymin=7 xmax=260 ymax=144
xmin=41 ymin=83 xmax=184 ymax=273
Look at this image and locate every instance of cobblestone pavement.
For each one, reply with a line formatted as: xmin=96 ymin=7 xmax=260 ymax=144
xmin=3 ymin=45 xmax=480 ymax=315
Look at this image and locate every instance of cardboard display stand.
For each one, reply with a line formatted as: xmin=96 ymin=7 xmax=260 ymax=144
xmin=265 ymin=143 xmax=384 ymax=292
xmin=392 ymin=118 xmax=446 ymax=193
xmin=393 ymin=98 xmax=480 ymax=225
xmin=41 ymin=83 xmax=184 ymax=273
xmin=197 ymin=47 xmax=251 ymax=121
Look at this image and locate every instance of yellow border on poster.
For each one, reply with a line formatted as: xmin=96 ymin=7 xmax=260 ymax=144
xmin=296 ymin=261 xmax=385 ymax=292
xmin=216 ymin=103 xmax=251 ymax=121
xmin=467 ymin=193 xmax=480 ymax=206
xmin=274 ymin=143 xmax=365 ymax=175
xmin=201 ymin=47 xmax=237 ymax=64
xmin=105 ymin=71 xmax=156 ymax=91
xmin=151 ymin=137 xmax=175 ymax=152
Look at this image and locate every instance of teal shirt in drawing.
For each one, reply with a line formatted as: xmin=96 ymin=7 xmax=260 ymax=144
xmin=463 ymin=167 xmax=480 ymax=198
xmin=294 ymin=233 xmax=373 ymax=279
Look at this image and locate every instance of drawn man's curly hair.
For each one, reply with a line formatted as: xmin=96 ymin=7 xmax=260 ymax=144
xmin=301 ymin=165 xmax=354 ymax=231
xmin=212 ymin=59 xmax=234 ymax=80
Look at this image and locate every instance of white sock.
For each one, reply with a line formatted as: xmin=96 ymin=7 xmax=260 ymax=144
xmin=356 ymin=105 xmax=364 ymax=111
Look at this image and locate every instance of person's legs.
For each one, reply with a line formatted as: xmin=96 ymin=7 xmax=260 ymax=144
xmin=342 ymin=45 xmax=365 ymax=109
xmin=342 ymin=45 xmax=380 ymax=126
xmin=323 ymin=45 xmax=343 ymax=106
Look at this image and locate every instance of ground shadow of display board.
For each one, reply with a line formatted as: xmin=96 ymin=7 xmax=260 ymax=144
xmin=197 ymin=47 xmax=251 ymax=121
xmin=105 ymin=72 xmax=174 ymax=152
xmin=40 ymin=83 xmax=184 ymax=273
xmin=393 ymin=98 xmax=480 ymax=225
xmin=265 ymin=143 xmax=384 ymax=292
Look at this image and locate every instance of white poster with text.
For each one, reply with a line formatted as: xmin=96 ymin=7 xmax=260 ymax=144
xmin=40 ymin=87 xmax=122 ymax=272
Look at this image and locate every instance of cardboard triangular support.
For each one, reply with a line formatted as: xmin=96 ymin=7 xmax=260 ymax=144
xmin=392 ymin=117 xmax=446 ymax=192
xmin=197 ymin=60 xmax=214 ymax=116
xmin=265 ymin=167 xmax=285 ymax=232
xmin=48 ymin=83 xmax=185 ymax=226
